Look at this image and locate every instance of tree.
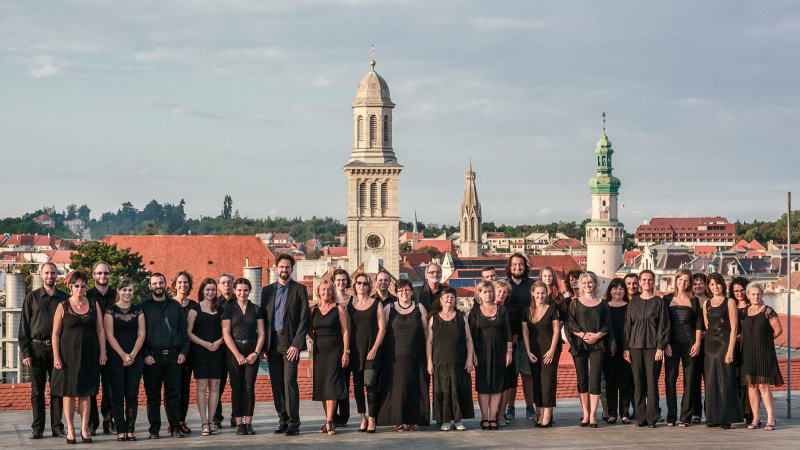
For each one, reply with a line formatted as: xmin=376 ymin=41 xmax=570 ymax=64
xmin=414 ymin=245 xmax=443 ymax=259
xmin=65 ymin=204 xmax=78 ymax=220
xmin=399 ymin=242 xmax=412 ymax=252
xmin=70 ymin=242 xmax=151 ymax=302
xmin=306 ymin=249 xmax=324 ymax=260
xmin=221 ymin=195 xmax=233 ymax=219
xmin=77 ymin=204 xmax=91 ymax=222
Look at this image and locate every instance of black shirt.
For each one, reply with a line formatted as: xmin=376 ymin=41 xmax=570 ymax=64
xmin=86 ymin=286 xmax=117 ymax=314
xmin=140 ymin=296 xmax=189 ymax=357
xmin=508 ymin=277 xmax=534 ymax=336
xmin=373 ymin=292 xmax=398 ymax=307
xmin=624 ymin=295 xmax=670 ymax=351
xmin=222 ymin=300 xmax=264 ymax=342
xmin=19 ymin=286 xmax=69 ymax=358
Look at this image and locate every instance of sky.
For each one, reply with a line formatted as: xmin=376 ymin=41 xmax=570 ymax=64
xmin=1 ymin=0 xmax=799 ymax=230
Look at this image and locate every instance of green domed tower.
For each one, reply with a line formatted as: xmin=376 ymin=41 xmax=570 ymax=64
xmin=585 ymin=113 xmax=625 ymax=290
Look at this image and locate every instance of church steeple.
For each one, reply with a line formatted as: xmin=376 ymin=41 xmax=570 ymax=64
xmin=459 ymin=161 xmax=482 ymax=258
xmin=349 ymin=51 xmax=396 ymax=165
xmin=589 ymin=112 xmax=621 ymax=195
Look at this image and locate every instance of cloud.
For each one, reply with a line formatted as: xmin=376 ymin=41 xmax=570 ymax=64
xmin=269 ymin=209 xmax=279 ymax=215
xmin=536 ymin=207 xmax=552 ymax=216
xmin=5 ymin=54 xmax=66 ymax=78
xmin=311 ymin=77 xmax=331 ymax=87
xmin=141 ymin=96 xmax=283 ymax=125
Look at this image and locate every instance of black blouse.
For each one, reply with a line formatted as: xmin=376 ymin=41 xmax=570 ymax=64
xmin=222 ymin=301 xmax=264 ymax=342
xmin=567 ymin=299 xmax=612 ymax=355
xmin=623 ymin=295 xmax=670 ymax=351
xmin=664 ymin=294 xmax=703 ymax=345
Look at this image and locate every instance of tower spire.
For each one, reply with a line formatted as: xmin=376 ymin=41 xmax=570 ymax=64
xmin=459 ymin=161 xmax=482 ymax=257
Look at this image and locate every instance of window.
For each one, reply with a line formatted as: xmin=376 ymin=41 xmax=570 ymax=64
xmin=357 ymin=116 xmax=364 ymax=142
xmin=381 ymin=183 xmax=388 ymax=210
xmin=369 ymin=115 xmax=377 ymax=142
xmin=370 ymin=183 xmax=377 ymax=209
xmin=383 ymin=115 xmax=390 ymax=142
xmin=359 ymin=183 xmax=366 ymax=210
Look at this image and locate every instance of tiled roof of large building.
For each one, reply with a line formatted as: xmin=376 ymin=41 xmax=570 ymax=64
xmin=400 ymin=252 xmax=432 ymax=266
xmin=101 ymin=235 xmax=275 ymax=288
xmin=543 ymin=238 xmax=586 ymax=251
xmin=413 ymin=239 xmax=455 ymax=254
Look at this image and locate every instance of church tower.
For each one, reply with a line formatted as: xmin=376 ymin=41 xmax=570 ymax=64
xmin=459 ymin=161 xmax=482 ymax=257
xmin=586 ymin=113 xmax=624 ymax=291
xmin=344 ymin=52 xmax=402 ymax=276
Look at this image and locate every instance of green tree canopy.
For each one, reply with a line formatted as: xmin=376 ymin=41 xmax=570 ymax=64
xmin=69 ymin=242 xmax=151 ymax=302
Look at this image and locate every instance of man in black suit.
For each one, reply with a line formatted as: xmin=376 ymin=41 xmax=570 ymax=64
xmin=413 ymin=263 xmax=447 ymax=311
xmin=260 ymin=254 xmax=309 ymax=436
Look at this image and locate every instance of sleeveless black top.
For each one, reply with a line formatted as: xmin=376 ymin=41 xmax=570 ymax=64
xmin=431 ymin=313 xmax=467 ymax=365
xmin=348 ymin=298 xmax=381 ymax=371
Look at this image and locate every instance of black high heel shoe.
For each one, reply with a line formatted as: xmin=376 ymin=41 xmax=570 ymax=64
xmin=81 ymin=430 xmax=93 ymax=444
xmin=480 ymin=420 xmax=490 ymax=430
xmin=489 ymin=420 xmax=498 ymax=430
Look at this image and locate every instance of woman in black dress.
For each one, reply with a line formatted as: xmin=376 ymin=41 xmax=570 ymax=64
xmin=663 ymin=268 xmax=703 ymax=427
xmin=348 ymin=272 xmax=386 ymax=432
xmin=741 ymin=282 xmax=783 ymax=431
xmin=603 ymin=278 xmax=632 ymax=424
xmin=377 ymin=278 xmax=429 ymax=431
xmin=104 ymin=277 xmax=145 ymax=441
xmin=332 ymin=268 xmax=353 ymax=306
xmin=623 ymin=269 xmax=669 ymax=428
xmin=470 ymin=281 xmax=513 ymax=430
xmin=310 ymin=279 xmax=350 ymax=435
xmin=222 ymin=278 xmax=265 ymax=436
xmin=568 ymin=272 xmax=611 ymax=428
xmin=690 ymin=272 xmax=710 ymax=423
xmin=188 ymin=278 xmax=225 ymax=436
xmin=522 ymin=281 xmax=561 ymax=428
xmin=171 ymin=270 xmax=197 ymax=435
xmin=427 ymin=287 xmax=475 ymax=431
xmin=703 ymin=273 xmax=742 ymax=428
xmin=52 ymin=271 xmax=107 ymax=444
xmin=492 ymin=280 xmax=515 ymax=427
xmin=730 ymin=276 xmax=753 ymax=423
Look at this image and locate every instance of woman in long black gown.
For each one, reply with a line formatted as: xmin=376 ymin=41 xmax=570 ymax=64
xmin=741 ymin=282 xmax=783 ymax=431
xmin=309 ymin=279 xmax=350 ymax=435
xmin=522 ymin=281 xmax=561 ymax=428
xmin=470 ymin=281 xmax=513 ymax=430
xmin=703 ymin=273 xmax=742 ymax=428
xmin=377 ymin=278 xmax=429 ymax=431
xmin=104 ymin=277 xmax=145 ymax=441
xmin=730 ymin=276 xmax=752 ymax=424
xmin=492 ymin=280 xmax=515 ymax=427
xmin=568 ymin=272 xmax=611 ymax=428
xmin=348 ymin=272 xmax=386 ymax=432
xmin=187 ymin=278 xmax=225 ymax=436
xmin=427 ymin=287 xmax=475 ymax=431
xmin=171 ymin=271 xmax=197 ymax=435
xmin=52 ymin=271 xmax=107 ymax=444
xmin=603 ymin=278 xmax=633 ymax=425
xmin=690 ymin=273 xmax=710 ymax=423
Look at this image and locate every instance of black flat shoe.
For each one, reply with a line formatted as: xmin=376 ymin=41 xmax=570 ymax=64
xmin=171 ymin=429 xmax=185 ymax=438
xmin=117 ymin=434 xmax=127 ymax=441
xmin=236 ymin=424 xmax=247 ymax=435
xmin=127 ymin=434 xmax=138 ymax=441
xmin=246 ymin=424 xmax=256 ymax=435
xmin=52 ymin=428 xmax=67 ymax=438
xmin=273 ymin=425 xmax=289 ymax=434
xmin=622 ymin=418 xmax=630 ymax=425
xmin=179 ymin=422 xmax=192 ymax=434
xmin=31 ymin=430 xmax=43 ymax=439
xmin=149 ymin=433 xmax=159 ymax=439
xmin=720 ymin=424 xmax=731 ymax=429
xmin=589 ymin=423 xmax=598 ymax=428
xmin=636 ymin=421 xmax=648 ymax=427
xmin=607 ymin=417 xmax=617 ymax=424
xmin=648 ymin=424 xmax=657 ymax=428
xmin=284 ymin=428 xmax=300 ymax=436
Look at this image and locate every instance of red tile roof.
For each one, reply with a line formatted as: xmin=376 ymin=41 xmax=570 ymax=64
xmin=101 ymin=235 xmax=275 ymax=289
xmin=543 ymin=238 xmax=586 ymax=250
xmin=400 ymin=252 xmax=432 ymax=266
xmin=324 ymin=246 xmax=347 ymax=257
xmin=528 ymin=255 xmax=583 ymax=274
xmin=413 ymin=239 xmax=455 ymax=254
xmin=624 ymin=250 xmax=643 ymax=265
xmin=777 ymin=273 xmax=800 ymax=291
xmin=49 ymin=250 xmax=75 ymax=264
xmin=693 ymin=245 xmax=717 ymax=257
xmin=775 ymin=314 xmax=800 ymax=349
xmin=399 ymin=260 xmax=424 ymax=283
xmin=455 ymin=287 xmax=475 ymax=298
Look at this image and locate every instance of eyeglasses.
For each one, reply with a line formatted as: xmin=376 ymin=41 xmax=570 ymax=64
xmin=71 ymin=284 xmax=87 ymax=289
xmin=355 ymin=281 xmax=369 ymax=286
xmin=94 ymin=272 xmax=109 ymax=275
xmin=427 ymin=271 xmax=441 ymax=275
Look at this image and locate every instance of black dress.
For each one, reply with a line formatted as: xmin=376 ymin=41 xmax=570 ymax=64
xmin=105 ymin=304 xmax=144 ymax=434
xmin=431 ymin=313 xmax=475 ymax=423
xmin=311 ymin=306 xmax=347 ymax=401
xmin=604 ymin=303 xmax=633 ymax=419
xmin=52 ymin=299 xmax=100 ymax=397
xmin=704 ymin=299 xmax=743 ymax=425
xmin=740 ymin=305 xmax=783 ymax=387
xmin=469 ymin=305 xmax=512 ymax=394
xmin=524 ymin=305 xmax=561 ymax=407
xmin=348 ymin=299 xmax=381 ymax=372
xmin=190 ymin=306 xmax=224 ymax=379
xmin=376 ymin=303 xmax=430 ymax=426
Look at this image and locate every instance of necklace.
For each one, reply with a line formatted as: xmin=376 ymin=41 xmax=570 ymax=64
xmin=72 ymin=298 xmax=87 ymax=310
xmin=396 ymin=301 xmax=414 ymax=311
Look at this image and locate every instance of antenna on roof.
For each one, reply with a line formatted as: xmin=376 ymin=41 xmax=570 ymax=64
xmin=602 ymin=111 xmax=606 ymax=133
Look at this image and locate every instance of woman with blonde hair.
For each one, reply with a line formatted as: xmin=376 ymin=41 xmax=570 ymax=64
xmin=492 ymin=279 xmax=515 ymax=427
xmin=469 ymin=281 xmax=513 ymax=430
xmin=522 ymin=281 xmax=561 ymax=428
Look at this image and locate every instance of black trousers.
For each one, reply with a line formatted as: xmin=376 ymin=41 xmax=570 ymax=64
xmin=352 ymin=369 xmax=378 ymax=417
xmin=213 ymin=348 xmax=230 ymax=423
xmin=630 ymin=348 xmax=662 ymax=425
xmin=574 ymin=348 xmax=605 ymax=395
xmin=228 ymin=343 xmax=259 ymax=418
xmin=29 ymin=343 xmax=63 ymax=432
xmin=333 ymin=370 xmax=351 ymax=424
xmin=143 ymin=352 xmax=181 ymax=434
xmin=267 ymin=337 xmax=300 ymax=430
xmin=690 ymin=339 xmax=705 ymax=418
xmin=88 ymin=365 xmax=113 ymax=431
xmin=665 ymin=341 xmax=697 ymax=423
xmin=107 ymin=358 xmax=144 ymax=433
xmin=604 ymin=353 xmax=633 ymax=418
xmin=179 ymin=360 xmax=192 ymax=423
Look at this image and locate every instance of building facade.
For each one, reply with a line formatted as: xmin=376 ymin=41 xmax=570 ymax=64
xmin=634 ymin=216 xmax=735 ymax=249
xmin=344 ymin=56 xmax=402 ymax=276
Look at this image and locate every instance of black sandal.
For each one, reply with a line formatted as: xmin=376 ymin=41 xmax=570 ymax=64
xmin=489 ymin=420 xmax=498 ymax=430
xmin=480 ymin=420 xmax=490 ymax=430
xmin=327 ymin=421 xmax=336 ymax=435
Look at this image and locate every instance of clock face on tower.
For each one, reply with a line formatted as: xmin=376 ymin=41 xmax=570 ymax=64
xmin=366 ymin=234 xmax=382 ymax=249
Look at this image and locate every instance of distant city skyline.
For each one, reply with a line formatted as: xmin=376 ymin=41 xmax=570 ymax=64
xmin=1 ymin=1 xmax=798 ymax=227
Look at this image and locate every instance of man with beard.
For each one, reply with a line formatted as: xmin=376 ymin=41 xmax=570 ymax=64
xmin=504 ymin=253 xmax=536 ymax=421
xmin=261 ymin=255 xmax=309 ymax=436
xmin=86 ymin=261 xmax=117 ymax=436
xmin=624 ymin=273 xmax=640 ymax=300
xmin=19 ymin=262 xmax=67 ymax=439
xmin=213 ymin=273 xmax=236 ymax=429
xmin=414 ymin=263 xmax=446 ymax=312
xmin=141 ymin=273 xmax=189 ymax=439
xmin=373 ymin=268 xmax=397 ymax=306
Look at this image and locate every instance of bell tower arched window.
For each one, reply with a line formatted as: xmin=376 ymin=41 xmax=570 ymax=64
xmin=383 ymin=115 xmax=389 ymax=142
xmin=369 ymin=115 xmax=377 ymax=144
xmin=357 ymin=116 xmax=364 ymax=144
xmin=381 ymin=183 xmax=388 ymax=211
xmin=359 ymin=183 xmax=366 ymax=211
xmin=370 ymin=183 xmax=378 ymax=210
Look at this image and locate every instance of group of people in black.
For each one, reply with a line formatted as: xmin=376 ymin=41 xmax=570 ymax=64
xmin=19 ymin=251 xmax=785 ymax=442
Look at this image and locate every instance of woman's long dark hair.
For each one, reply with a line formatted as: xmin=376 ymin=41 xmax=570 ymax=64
xmin=197 ymin=277 xmax=219 ymax=312
xmin=603 ymin=277 xmax=627 ymax=302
